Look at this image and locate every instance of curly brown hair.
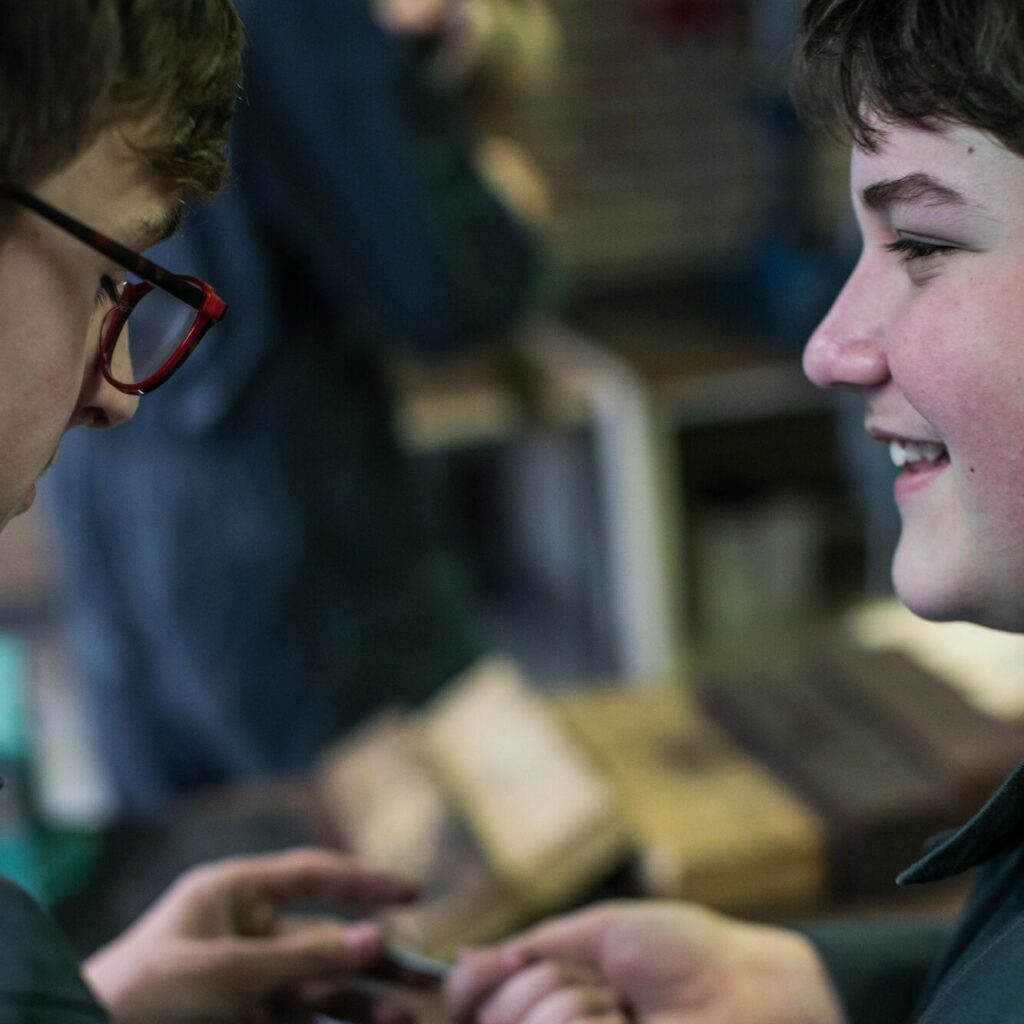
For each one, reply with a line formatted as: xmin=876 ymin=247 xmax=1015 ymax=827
xmin=0 ymin=0 xmax=243 ymax=199
xmin=791 ymin=0 xmax=1024 ymax=156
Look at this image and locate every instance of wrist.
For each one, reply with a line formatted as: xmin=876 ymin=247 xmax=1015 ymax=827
xmin=732 ymin=923 xmax=847 ymax=1024
xmin=82 ymin=939 xmax=174 ymax=1024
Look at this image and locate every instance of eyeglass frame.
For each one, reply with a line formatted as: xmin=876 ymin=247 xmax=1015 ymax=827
xmin=0 ymin=182 xmax=228 ymax=395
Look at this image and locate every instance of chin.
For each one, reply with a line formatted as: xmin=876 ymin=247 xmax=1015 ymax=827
xmin=894 ymin=569 xmax=1024 ymax=633
xmin=892 ymin=549 xmax=977 ymax=625
xmin=898 ymin=596 xmax=967 ymax=628
xmin=892 ymin=529 xmax=995 ymax=625
xmin=895 ymin=587 xmax=963 ymax=624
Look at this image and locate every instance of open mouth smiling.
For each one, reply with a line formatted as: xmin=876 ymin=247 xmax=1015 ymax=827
xmin=888 ymin=439 xmax=950 ymax=470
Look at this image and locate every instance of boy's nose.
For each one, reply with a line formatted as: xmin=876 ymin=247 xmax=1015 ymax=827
xmin=802 ymin=261 xmax=891 ymax=391
xmin=71 ymin=360 xmax=139 ymax=430
xmin=90 ymin=381 xmax=139 ymax=429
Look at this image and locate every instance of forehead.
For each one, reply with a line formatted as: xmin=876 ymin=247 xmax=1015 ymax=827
xmin=850 ymin=122 xmax=1024 ymax=213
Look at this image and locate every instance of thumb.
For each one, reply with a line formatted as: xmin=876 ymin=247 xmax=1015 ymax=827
xmin=509 ymin=904 xmax=622 ymax=963
xmin=448 ymin=908 xmax=616 ymax=1024
xmin=214 ymin=920 xmax=385 ymax=998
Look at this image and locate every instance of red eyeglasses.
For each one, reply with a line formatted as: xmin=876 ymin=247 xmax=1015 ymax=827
xmin=0 ymin=183 xmax=228 ymax=395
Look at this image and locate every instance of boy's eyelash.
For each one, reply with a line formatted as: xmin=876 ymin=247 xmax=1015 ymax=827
xmin=885 ymin=237 xmax=957 ymax=262
xmin=94 ymin=274 xmax=125 ymax=308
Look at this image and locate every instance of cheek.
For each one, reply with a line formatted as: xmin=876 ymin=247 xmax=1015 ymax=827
xmin=952 ymin=306 xmax=1024 ymax=465
xmin=32 ymin=307 xmax=100 ymax=402
xmin=2 ymin=300 xmax=101 ymax=462
xmin=900 ymin=293 xmax=1024 ymax=527
xmin=892 ymin=285 xmax=1024 ymax=444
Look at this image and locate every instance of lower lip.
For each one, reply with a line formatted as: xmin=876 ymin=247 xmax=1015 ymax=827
xmin=893 ymin=456 xmax=950 ymax=500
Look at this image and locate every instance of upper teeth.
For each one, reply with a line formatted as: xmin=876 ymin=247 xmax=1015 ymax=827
xmin=889 ymin=440 xmax=945 ymax=467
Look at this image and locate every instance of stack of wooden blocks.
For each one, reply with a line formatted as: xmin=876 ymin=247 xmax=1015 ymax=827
xmin=316 ymin=649 xmax=1024 ymax=957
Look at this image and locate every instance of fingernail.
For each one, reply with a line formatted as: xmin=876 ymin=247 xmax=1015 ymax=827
xmin=342 ymin=922 xmax=380 ymax=951
xmin=503 ymin=946 xmax=530 ymax=969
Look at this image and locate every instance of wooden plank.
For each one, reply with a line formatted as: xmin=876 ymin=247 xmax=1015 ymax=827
xmin=419 ymin=658 xmax=627 ymax=912
xmin=701 ymin=659 xmax=960 ymax=896
xmin=808 ymin=648 xmax=1024 ymax=816
xmin=314 ymin=712 xmax=526 ymax=959
xmin=554 ymin=685 xmax=827 ymax=912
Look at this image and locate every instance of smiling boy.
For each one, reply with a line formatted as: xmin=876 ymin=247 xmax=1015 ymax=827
xmin=1 ymin=3 xmax=423 ymax=1022
xmin=445 ymin=1 xmax=1024 ymax=1022
xmin=805 ymin=130 xmax=1024 ymax=634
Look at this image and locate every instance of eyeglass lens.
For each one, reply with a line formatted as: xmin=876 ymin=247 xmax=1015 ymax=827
xmin=105 ymin=278 xmax=199 ymax=387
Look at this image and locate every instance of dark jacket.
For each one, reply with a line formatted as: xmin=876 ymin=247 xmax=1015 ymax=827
xmin=806 ymin=758 xmax=1024 ymax=1022
xmin=0 ymin=878 xmax=106 ymax=1021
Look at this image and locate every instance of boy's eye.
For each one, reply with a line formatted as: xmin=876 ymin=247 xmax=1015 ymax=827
xmin=94 ymin=274 xmax=126 ymax=308
xmin=885 ymin=236 xmax=957 ymax=263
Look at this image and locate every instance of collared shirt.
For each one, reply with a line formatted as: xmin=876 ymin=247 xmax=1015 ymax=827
xmin=0 ymin=877 xmax=107 ymax=1021
xmin=806 ymin=758 xmax=1024 ymax=1023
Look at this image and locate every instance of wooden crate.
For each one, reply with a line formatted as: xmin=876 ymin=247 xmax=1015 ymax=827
xmin=555 ymin=684 xmax=827 ymax=912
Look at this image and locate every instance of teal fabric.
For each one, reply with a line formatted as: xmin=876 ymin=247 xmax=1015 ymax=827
xmin=0 ymin=877 xmax=107 ymax=1021
xmin=804 ymin=757 xmax=1024 ymax=1023
xmin=0 ymin=635 xmax=42 ymax=901
xmin=0 ymin=636 xmax=29 ymax=759
xmin=0 ymin=639 xmax=101 ymax=908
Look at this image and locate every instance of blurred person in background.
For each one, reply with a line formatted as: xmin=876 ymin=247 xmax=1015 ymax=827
xmin=47 ymin=0 xmax=555 ymax=810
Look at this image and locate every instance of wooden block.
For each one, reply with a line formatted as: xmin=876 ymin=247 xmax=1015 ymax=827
xmin=315 ymin=712 xmax=528 ymax=958
xmin=374 ymin=814 xmax=529 ymax=961
xmin=702 ymin=660 xmax=963 ymax=896
xmin=554 ymin=685 xmax=827 ymax=913
xmin=315 ymin=713 xmax=449 ymax=886
xmin=316 ymin=661 xmax=630 ymax=956
xmin=418 ymin=657 xmax=627 ymax=912
xmin=808 ymin=648 xmax=1024 ymax=815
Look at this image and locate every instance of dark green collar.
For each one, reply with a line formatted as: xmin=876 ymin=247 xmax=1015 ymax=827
xmin=899 ymin=758 xmax=1024 ymax=885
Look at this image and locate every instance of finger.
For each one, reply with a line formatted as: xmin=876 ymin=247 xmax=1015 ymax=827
xmin=538 ymin=1013 xmax=628 ymax=1024
xmin=519 ymin=987 xmax=622 ymax=1024
xmin=479 ymin=963 xmax=606 ymax=1024
xmin=207 ymin=848 xmax=418 ymax=920
xmin=208 ymin=919 xmax=387 ymax=996
xmin=509 ymin=908 xmax=622 ymax=966
xmin=448 ymin=945 xmax=533 ymax=1023
xmin=247 ymin=848 xmax=418 ymax=908
xmin=449 ymin=908 xmax=625 ymax=1024
xmin=453 ymin=905 xmax=617 ymax=1004
xmin=299 ymin=980 xmax=415 ymax=1024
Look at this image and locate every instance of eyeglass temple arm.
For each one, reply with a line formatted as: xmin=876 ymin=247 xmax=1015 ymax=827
xmin=0 ymin=184 xmax=205 ymax=309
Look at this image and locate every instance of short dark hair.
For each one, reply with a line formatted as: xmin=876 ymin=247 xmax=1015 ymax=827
xmin=0 ymin=0 xmax=243 ymax=198
xmin=791 ymin=0 xmax=1024 ymax=155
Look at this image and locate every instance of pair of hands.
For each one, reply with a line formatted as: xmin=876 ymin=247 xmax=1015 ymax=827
xmin=82 ymin=851 xmax=844 ymax=1024
xmin=446 ymin=901 xmax=847 ymax=1024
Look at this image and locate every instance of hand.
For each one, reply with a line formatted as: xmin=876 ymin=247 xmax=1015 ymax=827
xmin=82 ymin=847 xmax=418 ymax=1024
xmin=373 ymin=0 xmax=453 ymax=36
xmin=447 ymin=901 xmax=846 ymax=1024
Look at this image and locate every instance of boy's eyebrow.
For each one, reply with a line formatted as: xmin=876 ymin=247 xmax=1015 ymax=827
xmin=862 ymin=173 xmax=970 ymax=213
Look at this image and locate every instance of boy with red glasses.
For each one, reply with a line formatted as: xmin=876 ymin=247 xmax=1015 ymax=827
xmin=1 ymin=3 xmax=417 ymax=1021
